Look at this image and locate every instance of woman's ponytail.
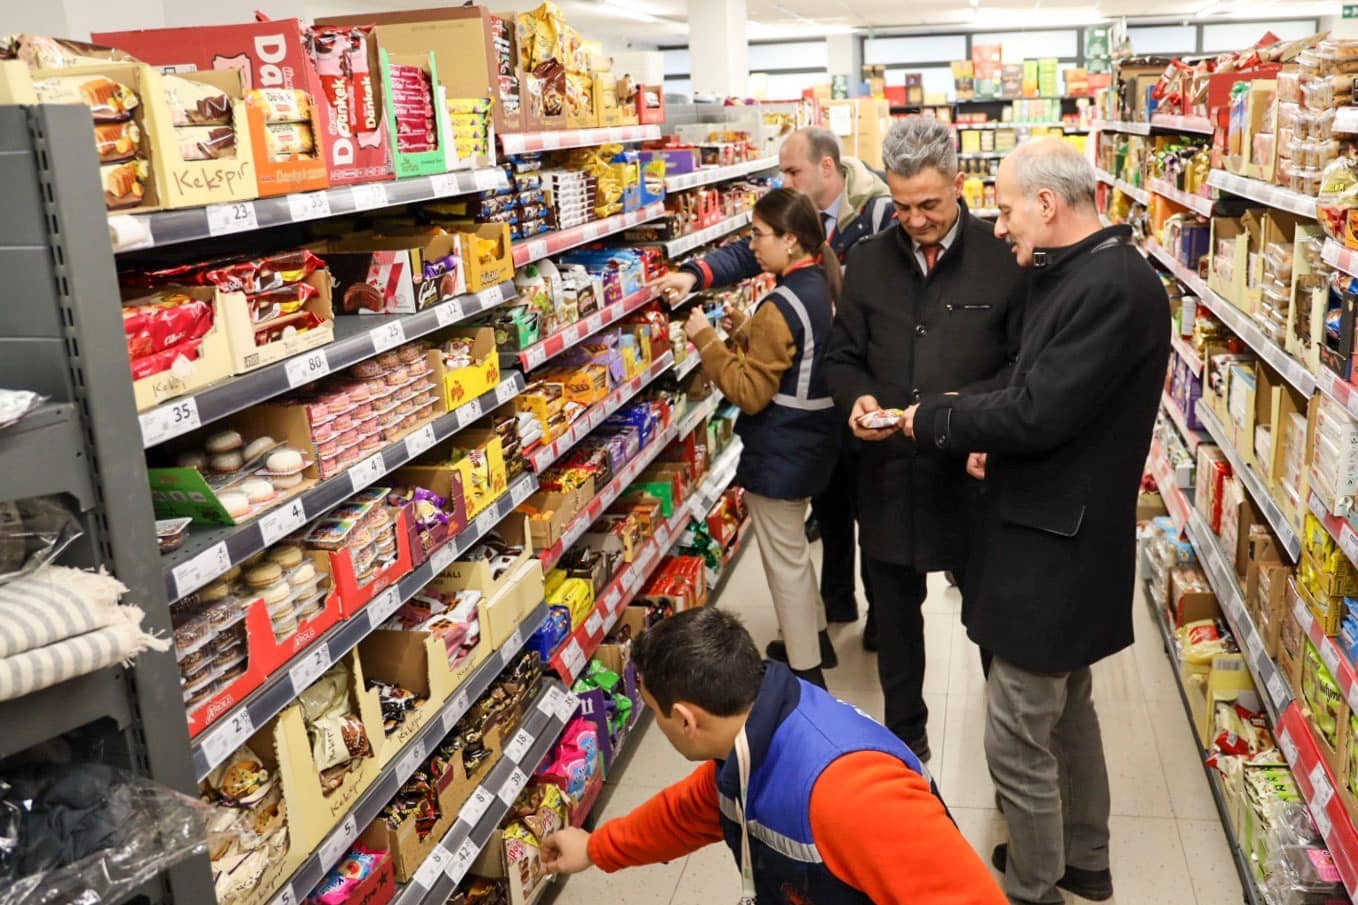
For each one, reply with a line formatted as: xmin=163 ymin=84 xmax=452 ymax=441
xmin=753 ymin=187 xmax=844 ymax=306
xmin=819 ymin=242 xmax=843 ymax=309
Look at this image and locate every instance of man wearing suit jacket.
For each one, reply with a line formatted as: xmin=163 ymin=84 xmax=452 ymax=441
xmin=902 ymin=139 xmax=1170 ymax=905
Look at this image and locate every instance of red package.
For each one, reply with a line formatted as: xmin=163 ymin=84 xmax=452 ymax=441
xmin=128 ymin=249 xmax=325 ymax=294
xmin=248 ymin=281 xmax=319 ymax=323
xmin=122 ymin=295 xmax=213 ymax=360
xmin=253 ymin=309 xmax=325 ymax=347
xmin=129 ymin=336 xmax=205 ymax=380
xmin=347 ymin=29 xmax=380 ymax=134
xmin=311 ymin=29 xmax=354 ymax=138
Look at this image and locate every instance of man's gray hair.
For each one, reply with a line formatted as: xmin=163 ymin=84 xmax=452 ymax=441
xmin=882 ymin=116 xmax=958 ymax=179
xmin=797 ymin=127 xmax=842 ymax=168
xmin=1007 ymin=138 xmax=1097 ymax=209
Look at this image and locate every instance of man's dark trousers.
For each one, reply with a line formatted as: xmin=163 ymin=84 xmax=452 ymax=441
xmin=811 ymin=442 xmax=874 ymax=622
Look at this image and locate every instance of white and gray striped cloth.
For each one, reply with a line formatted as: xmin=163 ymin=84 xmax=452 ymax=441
xmin=0 ymin=566 xmax=167 ymax=701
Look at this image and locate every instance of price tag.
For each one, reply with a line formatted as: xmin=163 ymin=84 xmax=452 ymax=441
xmin=285 ymin=349 xmax=330 ymax=388
xmin=562 ymin=639 xmax=587 ymax=677
xmin=1280 ymin=730 xmax=1299 ymax=764
xmin=474 ymin=508 xmax=498 ymax=537
xmin=449 ymin=838 xmax=479 ymax=884
xmin=448 ymin=689 xmax=471 ymax=723
xmin=429 ymin=542 xmax=456 ymax=576
xmin=206 ymin=201 xmax=259 ymax=236
xmin=526 ymin=239 xmax=549 ymax=262
xmin=586 ymin=610 xmax=604 ymax=636
xmin=461 ymin=786 xmax=495 ymax=826
xmin=601 ymin=588 xmax=620 ymax=612
xmin=320 ymin=815 xmax=359 ymax=868
xmin=1268 ymin=673 xmax=1288 ymax=707
xmin=370 ymin=320 xmax=406 ymax=353
xmin=474 ymin=169 xmax=501 ymax=191
xmin=435 ymin=298 xmax=464 ymax=327
xmin=555 ymin=690 xmax=580 ymax=721
xmin=172 ymin=542 xmax=230 ymax=598
xmin=141 ymin=396 xmax=202 ymax=446
xmin=430 ymin=172 xmax=460 ymax=197
xmin=367 ymin=585 xmax=404 ymax=629
xmin=524 ymin=345 xmax=548 ymax=370
xmin=539 ymin=685 xmax=565 ymax=715
xmin=541 ymin=133 xmax=562 ymax=150
xmin=1311 ymin=763 xmax=1335 ymax=807
xmin=1310 ymin=492 xmax=1330 ymax=521
xmin=493 ymin=383 xmax=517 ymax=408
xmin=1298 ymin=604 xmax=1317 ymax=635
xmin=638 ymin=544 xmax=658 ymax=572
xmin=200 ymin=709 xmax=257 ymax=770
xmin=405 ymin=423 xmax=438 ymax=459
xmin=397 ymin=738 xmax=428 ymax=781
xmin=512 ymin=477 xmax=534 ymax=505
xmin=585 ymin=312 xmax=605 ymax=335
xmin=1313 ymin=801 xmax=1333 ymax=838
xmin=413 ymin=844 xmax=452 ymax=890
xmin=351 ymin=183 xmax=389 ymax=211
xmin=504 ymin=728 xmax=533 ymax=763
xmin=457 ymin=397 xmax=484 ymax=427
xmin=259 ymin=499 xmax=308 ymax=546
xmin=621 ymin=569 xmax=640 ymax=594
xmin=1322 ymin=640 xmax=1343 ymax=677
xmin=1341 ymin=530 xmax=1358 ymax=567
xmin=505 ymin=626 xmax=524 ymax=653
xmin=289 ymin=645 xmax=332 ymax=694
xmin=348 ymin=452 xmax=387 ymax=493
xmin=287 ymin=191 xmax=332 ymax=222
xmin=582 ymin=222 xmax=601 ymax=241
xmin=499 ymin=767 xmax=528 ymax=806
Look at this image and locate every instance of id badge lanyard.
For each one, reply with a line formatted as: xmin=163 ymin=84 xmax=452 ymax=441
xmin=736 ymin=728 xmax=757 ymax=905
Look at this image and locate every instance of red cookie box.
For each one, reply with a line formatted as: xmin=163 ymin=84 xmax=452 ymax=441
xmin=186 ymin=549 xmax=343 ymax=738
xmin=636 ymin=84 xmax=665 ymax=125
xmin=328 ymin=503 xmax=419 ymax=618
xmin=308 ymin=848 xmax=396 ymax=905
xmin=95 ymin=18 xmax=394 ymax=190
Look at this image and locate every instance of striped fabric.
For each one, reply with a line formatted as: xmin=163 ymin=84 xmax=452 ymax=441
xmin=0 ymin=566 xmax=129 ymax=657
xmin=0 ymin=607 xmax=167 ymax=701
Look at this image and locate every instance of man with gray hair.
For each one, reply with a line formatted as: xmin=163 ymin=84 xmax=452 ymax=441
xmin=823 ymin=115 xmax=1025 ymax=762
xmin=899 ymin=137 xmax=1171 ymax=904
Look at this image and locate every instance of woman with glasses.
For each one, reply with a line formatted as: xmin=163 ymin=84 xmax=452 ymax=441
xmin=682 ymin=187 xmax=841 ymax=687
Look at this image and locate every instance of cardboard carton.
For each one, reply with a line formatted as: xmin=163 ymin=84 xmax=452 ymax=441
xmin=451 ymin=222 xmax=515 ymax=292
xmin=325 ymin=233 xmax=467 ymax=316
xmin=429 ymin=329 xmax=500 ymax=409
xmin=221 ymin=269 xmax=335 ymax=373
xmin=127 ymin=286 xmax=233 ymax=412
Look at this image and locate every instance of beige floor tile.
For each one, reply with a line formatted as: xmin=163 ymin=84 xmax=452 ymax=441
xmin=608 ymin=717 xmax=705 ymax=791
xmin=1146 ymin=700 xmax=1219 ymax=822
xmin=939 ymin=693 xmax=997 ymax=809
xmin=668 ymin=834 xmax=742 ymax=903
xmin=1099 ymin=815 xmax=1199 ymax=905
xmin=948 ymin=618 xmax=991 ymax=698
xmin=1103 ymin=697 xmax=1175 ymax=819
xmin=1175 ymin=819 xmax=1250 ymax=905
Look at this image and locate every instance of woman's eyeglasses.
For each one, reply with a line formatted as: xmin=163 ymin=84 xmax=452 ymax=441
xmin=750 ymin=228 xmax=778 ymax=240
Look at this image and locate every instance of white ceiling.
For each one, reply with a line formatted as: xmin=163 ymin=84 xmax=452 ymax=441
xmin=302 ymin=0 xmax=1337 ymax=49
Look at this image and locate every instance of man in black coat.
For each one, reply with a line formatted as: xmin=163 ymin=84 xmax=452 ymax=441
xmin=904 ymin=138 xmax=1171 ymax=905
xmin=823 ymin=116 xmax=1025 ymax=761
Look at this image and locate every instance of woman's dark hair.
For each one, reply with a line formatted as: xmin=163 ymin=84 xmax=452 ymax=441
xmin=632 ymin=608 xmax=763 ymax=717
xmin=753 ymin=187 xmax=843 ymax=305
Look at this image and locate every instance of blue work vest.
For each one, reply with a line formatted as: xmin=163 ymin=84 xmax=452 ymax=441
xmin=714 ymin=663 xmax=936 ymax=904
xmin=734 ymin=267 xmax=840 ymax=500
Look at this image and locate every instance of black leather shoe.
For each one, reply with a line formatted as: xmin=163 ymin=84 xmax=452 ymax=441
xmin=991 ymin=844 xmax=1114 ymax=901
xmin=793 ymin=665 xmax=827 ymax=688
xmin=766 ymin=630 xmax=838 ymax=669
xmin=804 ymin=516 xmax=821 ymax=542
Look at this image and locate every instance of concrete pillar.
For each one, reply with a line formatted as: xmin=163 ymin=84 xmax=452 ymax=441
xmin=688 ymin=0 xmax=748 ymax=98
xmin=827 ymin=33 xmax=861 ymax=94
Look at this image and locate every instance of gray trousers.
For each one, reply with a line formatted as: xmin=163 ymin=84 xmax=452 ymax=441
xmin=987 ymin=656 xmax=1112 ymax=905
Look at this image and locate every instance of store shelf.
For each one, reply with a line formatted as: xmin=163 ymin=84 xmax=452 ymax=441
xmin=1161 ymin=390 xmax=1205 ymax=453
xmin=138 ymin=282 xmax=517 ymax=448
xmin=1148 ymin=438 xmax=1190 ymax=533
xmin=391 ymin=682 xmax=580 ymax=905
xmin=1092 ymin=119 xmax=1152 ymax=135
xmin=1183 ymin=507 xmax=1293 ymax=723
xmin=275 ymin=670 xmax=569 ymax=905
xmin=1170 ymin=332 xmax=1205 ymax=377
xmin=958 ymin=152 xmax=1006 ymax=160
xmin=676 ymin=390 xmax=725 ymax=439
xmin=1207 ymin=170 xmax=1317 ymax=220
xmin=1276 ymin=704 xmax=1358 ymax=898
xmin=1194 ymin=400 xmax=1302 ymax=561
xmin=1117 ymin=179 xmax=1150 ymax=206
xmin=0 ymin=403 xmax=96 ymax=509
xmin=163 ymin=375 xmax=527 ymax=601
xmin=1147 ymin=177 xmax=1216 ymax=217
xmin=515 ymin=284 xmax=660 ymax=370
xmin=664 ymin=157 xmax=779 ymax=192
xmin=973 ymin=208 xmax=1000 ymax=218
xmin=0 ymin=667 xmax=133 ymax=760
xmin=537 ymin=418 xmax=681 ymax=572
xmin=1306 ymin=490 xmax=1358 ymax=573
xmin=1290 ymin=584 xmax=1358 ymax=721
xmin=108 ymin=168 xmax=508 ymax=253
xmin=1146 ymin=240 xmax=1317 ymax=398
xmin=189 ymin=472 xmax=539 ymax=778
xmin=691 ymin=437 xmax=742 ymax=517
xmin=498 ymin=124 xmax=662 ymax=155
xmin=513 ymin=203 xmax=667 ymax=268
xmin=1149 ymin=114 xmax=1215 ymax=135
xmin=527 ymin=352 xmax=675 ymax=473
xmin=956 ymin=120 xmax=1070 ymax=130
xmin=660 ymin=210 xmax=754 ymax=258
xmin=1324 ymin=237 xmax=1358 ymax=280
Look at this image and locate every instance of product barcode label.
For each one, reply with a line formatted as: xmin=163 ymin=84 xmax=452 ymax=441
xmin=461 ymin=786 xmax=495 ymax=825
xmin=287 ymin=191 xmax=332 ymax=223
xmin=504 ymin=728 xmax=533 ymax=763
xmin=206 ymin=201 xmax=258 ymax=236
xmin=289 ymin=646 xmax=332 ymax=694
xmin=499 ymin=767 xmax=528 ymax=805
xmin=367 ymin=586 xmax=404 ymax=630
xmin=172 ymin=542 xmax=230 ymax=598
xmin=370 ymin=320 xmax=406 ymax=353
xmin=435 ymin=299 xmax=464 ymax=328
xmin=320 ymin=815 xmax=359 ymax=868
xmin=351 ymin=183 xmax=389 ymax=210
xmin=457 ymin=398 xmax=484 ymax=427
xmin=200 ymin=709 xmax=256 ymax=770
xmin=284 ymin=349 xmax=330 ymax=388
xmin=413 ymin=844 xmax=451 ymax=890
xmin=406 ymin=423 xmax=438 ymax=459
xmin=141 ymin=396 xmax=201 ymax=446
xmin=259 ymin=499 xmax=308 ymax=547
xmin=348 ymin=452 xmax=387 ymax=493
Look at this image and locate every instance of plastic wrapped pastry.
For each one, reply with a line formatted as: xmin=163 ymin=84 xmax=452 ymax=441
xmin=101 ymin=159 xmax=148 ymax=210
xmin=174 ymin=125 xmax=236 ymax=161
xmin=93 ymin=121 xmax=140 ymax=163
xmin=31 ymin=73 xmax=137 ymax=121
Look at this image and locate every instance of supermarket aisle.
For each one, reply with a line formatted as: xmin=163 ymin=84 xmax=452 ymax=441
xmin=555 ymin=537 xmax=1247 ymax=905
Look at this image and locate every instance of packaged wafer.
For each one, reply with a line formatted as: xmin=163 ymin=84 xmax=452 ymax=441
xmin=264 ymin=122 xmax=315 ymax=157
xmin=245 ymin=88 xmax=311 ymax=124
xmin=162 ymin=75 xmax=231 ymax=126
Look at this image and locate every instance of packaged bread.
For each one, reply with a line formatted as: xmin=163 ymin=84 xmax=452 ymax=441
xmin=32 ymin=73 xmax=138 ymax=121
xmin=94 ymin=121 xmax=140 ymax=163
xmin=102 ymin=159 xmax=149 ymax=209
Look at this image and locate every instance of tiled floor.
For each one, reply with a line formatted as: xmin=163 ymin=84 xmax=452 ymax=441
xmin=554 ymin=537 xmax=1246 ymax=905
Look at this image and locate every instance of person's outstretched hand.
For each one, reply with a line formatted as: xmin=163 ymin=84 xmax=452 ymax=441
xmin=541 ymin=828 xmax=594 ymax=875
xmin=657 ymin=270 xmax=698 ymax=302
xmin=850 ymin=395 xmax=898 ymax=441
xmin=967 ymin=452 xmax=988 ymax=480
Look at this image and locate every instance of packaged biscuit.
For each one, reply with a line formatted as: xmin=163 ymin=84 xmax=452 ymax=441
xmin=94 ymin=121 xmax=140 ymax=163
xmin=102 ymin=159 xmax=149 ymax=209
xmin=245 ymin=87 xmax=311 ymax=124
xmin=162 ymin=74 xmax=232 ymax=126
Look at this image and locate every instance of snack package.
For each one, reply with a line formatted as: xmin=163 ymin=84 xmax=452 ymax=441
xmin=857 ymin=408 xmax=906 ymax=429
xmin=162 ymin=74 xmax=232 ymax=126
xmin=31 ymin=73 xmax=138 ymax=121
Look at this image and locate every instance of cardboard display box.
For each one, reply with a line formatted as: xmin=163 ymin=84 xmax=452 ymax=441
xmin=380 ymin=48 xmax=453 ymax=179
xmin=392 ymin=462 xmax=472 ymax=543
xmin=452 ymin=222 xmax=516 ymax=293
xmin=127 ymin=286 xmax=233 ymax=412
xmin=429 ymin=329 xmax=501 ymax=410
xmin=329 ymin=506 xmax=419 ymax=618
xmin=221 ymin=269 xmax=335 ymax=373
xmin=1210 ymin=212 xmax=1263 ymax=312
xmin=326 ymin=233 xmax=467 ymax=316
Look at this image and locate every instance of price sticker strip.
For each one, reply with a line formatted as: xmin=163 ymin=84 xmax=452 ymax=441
xmin=664 ymin=156 xmax=779 ymax=193
xmin=1276 ymin=708 xmax=1358 ymax=898
xmin=497 ymin=124 xmax=660 ymax=155
xmin=512 ymin=202 xmax=666 ymax=267
xmin=516 ymin=283 xmax=663 ymax=371
xmin=664 ymin=210 xmax=754 ymax=258
xmin=1147 ymin=441 xmax=1188 ymax=532
xmin=1208 ymin=170 xmax=1319 ymax=221
xmin=1146 ymin=177 xmax=1215 ymax=217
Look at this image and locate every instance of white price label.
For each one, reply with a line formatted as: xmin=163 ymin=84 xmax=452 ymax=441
xmin=449 ymin=689 xmax=471 ymax=722
xmin=206 ymin=201 xmax=259 ymax=236
xmin=539 ymin=685 xmax=565 ymax=715
xmin=259 ymin=499 xmax=308 ymax=546
xmin=406 ymin=423 xmax=438 ymax=459
xmin=562 ymin=639 xmax=587 ymax=677
xmin=1298 ymin=605 xmax=1317 ymax=635
xmin=1322 ymin=641 xmax=1342 ymax=678
xmin=512 ymin=477 xmax=534 ymax=505
xmin=475 ymin=508 xmax=498 ymax=536
xmin=200 ymin=709 xmax=256 ymax=769
xmin=505 ymin=626 xmax=523 ymax=653
xmin=621 ymin=568 xmax=640 ymax=594
xmin=499 ymin=767 xmax=528 ymax=805
xmin=289 ymin=646 xmax=332 ymax=694
xmin=269 ymin=887 xmax=297 ymax=905
xmin=457 ymin=398 xmax=484 ymax=427
xmin=505 ymin=728 xmax=533 ymax=763
xmin=141 ymin=396 xmax=201 ymax=446
xmin=413 ymin=844 xmax=452 ymax=890
xmin=603 ymin=607 xmax=620 ymax=634
xmin=351 ymin=183 xmax=389 ymax=210
xmin=461 ymin=786 xmax=495 ymax=826
xmin=586 ymin=312 xmax=604 ymax=334
xmin=320 ymin=815 xmax=359 ymax=868
xmin=527 ymin=239 xmax=549 ymax=261
xmin=435 ymin=299 xmax=464 ymax=327
xmin=541 ymin=133 xmax=562 ymax=150
xmin=474 ymin=169 xmax=501 ymax=191
xmin=1311 ymin=764 xmax=1335 ymax=808
xmin=173 ymin=542 xmax=230 ymax=598
xmin=284 ymin=349 xmax=330 ymax=388
xmin=287 ymin=191 xmax=332 ymax=222
xmin=555 ymin=690 xmax=580 ymax=721
xmin=1280 ymin=730 xmax=1299 ymax=764
xmin=429 ymin=542 xmax=456 ymax=576
xmin=397 ymin=738 xmax=428 ymax=781
xmin=370 ymin=320 xmax=406 ymax=353
xmin=1313 ymin=802 xmax=1333 ymax=838
xmin=1342 ymin=530 xmax=1358 ymax=566
xmin=496 ymin=381 xmax=518 ymax=405
xmin=582 ymin=222 xmax=601 ymax=241
xmin=524 ymin=345 xmax=548 ymax=370
xmin=348 ymin=452 xmax=387 ymax=493
xmin=586 ymin=610 xmax=603 ymax=636
xmin=449 ymin=838 xmax=479 ymax=884
xmin=367 ymin=585 xmax=404 ymax=629
xmin=1268 ymin=673 xmax=1288 ymax=707
xmin=430 ymin=172 xmax=460 ymax=197
xmin=601 ymin=588 xmax=620 ymax=612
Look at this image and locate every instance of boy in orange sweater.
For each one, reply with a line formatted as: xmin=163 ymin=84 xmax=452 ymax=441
xmin=541 ymin=608 xmax=1005 ymax=904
